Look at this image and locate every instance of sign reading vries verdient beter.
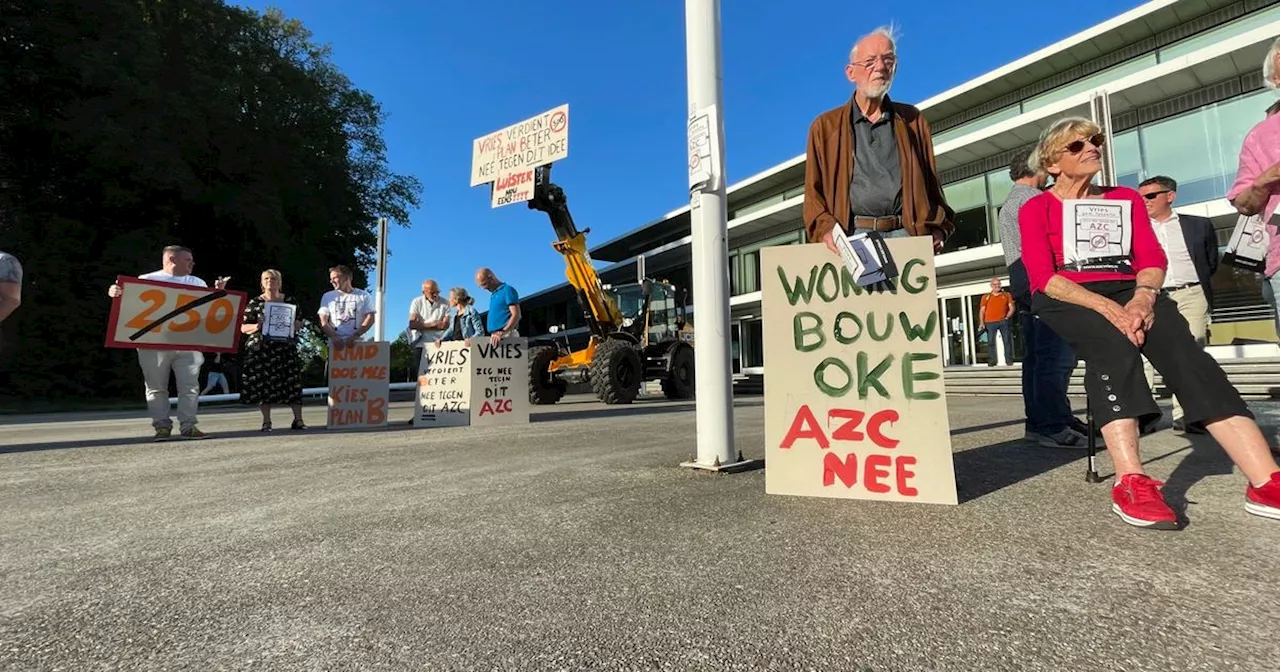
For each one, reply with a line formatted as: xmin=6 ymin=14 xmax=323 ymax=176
xmin=470 ymin=104 xmax=569 ymax=208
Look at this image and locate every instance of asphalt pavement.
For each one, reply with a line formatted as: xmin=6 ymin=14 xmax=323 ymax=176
xmin=3 ymin=394 xmax=1280 ymax=671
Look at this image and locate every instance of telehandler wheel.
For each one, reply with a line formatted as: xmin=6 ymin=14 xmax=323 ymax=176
xmin=590 ymin=339 xmax=642 ymax=404
xmin=527 ymin=345 xmax=566 ymax=405
xmin=660 ymin=343 xmax=695 ymax=400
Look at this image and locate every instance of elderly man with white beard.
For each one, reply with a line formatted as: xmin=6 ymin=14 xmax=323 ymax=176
xmin=803 ymin=26 xmax=954 ymax=256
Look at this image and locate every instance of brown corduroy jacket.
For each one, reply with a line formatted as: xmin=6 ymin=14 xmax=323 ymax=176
xmin=803 ymin=96 xmax=955 ymax=244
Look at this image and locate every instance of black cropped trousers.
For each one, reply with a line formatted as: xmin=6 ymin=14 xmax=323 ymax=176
xmin=1031 ymin=280 xmax=1252 ymax=429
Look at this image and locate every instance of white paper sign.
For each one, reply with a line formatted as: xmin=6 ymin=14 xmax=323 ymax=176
xmin=471 ymin=104 xmax=569 ymax=187
xmin=688 ymin=104 xmax=721 ymax=192
xmin=490 ymin=167 xmax=536 ymax=208
xmin=263 ymin=301 xmax=297 ymax=340
xmin=1062 ymin=198 xmax=1133 ymax=272
xmin=415 ymin=342 xmax=473 ymax=427
xmin=471 ymin=338 xmax=531 ymax=427
xmin=1224 ymin=214 xmax=1270 ymax=272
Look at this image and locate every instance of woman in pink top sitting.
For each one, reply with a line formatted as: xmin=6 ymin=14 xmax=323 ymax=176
xmin=1018 ymin=116 xmax=1280 ymax=531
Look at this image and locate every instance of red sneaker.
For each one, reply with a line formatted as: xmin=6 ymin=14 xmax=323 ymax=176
xmin=1245 ymin=472 xmax=1280 ymax=521
xmin=1112 ymin=474 xmax=1178 ymax=530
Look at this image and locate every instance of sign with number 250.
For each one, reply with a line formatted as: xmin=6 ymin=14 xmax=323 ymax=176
xmin=105 ymin=276 xmax=248 ymax=352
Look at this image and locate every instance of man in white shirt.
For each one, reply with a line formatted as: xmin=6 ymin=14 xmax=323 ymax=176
xmin=1139 ymin=176 xmax=1219 ymax=434
xmin=408 ymin=279 xmax=450 ymax=368
xmin=318 ymin=264 xmax=376 ymax=349
xmin=107 ymin=245 xmax=228 ymax=441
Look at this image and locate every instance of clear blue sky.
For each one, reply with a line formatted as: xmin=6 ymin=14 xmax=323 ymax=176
xmin=236 ymin=0 xmax=1138 ymax=331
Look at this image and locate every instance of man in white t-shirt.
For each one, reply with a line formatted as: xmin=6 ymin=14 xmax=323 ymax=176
xmin=107 ymin=245 xmax=228 ymax=441
xmin=318 ymin=264 xmax=376 ymax=349
xmin=408 ymin=279 xmax=450 ymax=364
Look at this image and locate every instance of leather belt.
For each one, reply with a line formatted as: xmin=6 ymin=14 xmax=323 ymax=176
xmin=852 ymin=215 xmax=903 ymax=233
xmin=1163 ymin=281 xmax=1199 ymax=293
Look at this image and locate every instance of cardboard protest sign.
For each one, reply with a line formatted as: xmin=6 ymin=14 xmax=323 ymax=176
xmin=471 ymin=104 xmax=569 ymax=188
xmin=415 ymin=341 xmax=472 ymax=427
xmin=327 ymin=341 xmax=390 ymax=429
xmin=471 ymin=338 xmax=530 ymax=427
xmin=762 ymin=237 xmax=957 ymax=505
xmin=105 ymin=275 xmax=247 ymax=353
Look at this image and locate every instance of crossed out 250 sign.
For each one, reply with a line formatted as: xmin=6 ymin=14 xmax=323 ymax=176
xmin=105 ymin=276 xmax=248 ymax=352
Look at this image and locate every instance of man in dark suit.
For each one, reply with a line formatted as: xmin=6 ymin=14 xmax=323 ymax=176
xmin=1138 ymin=175 xmax=1219 ymax=433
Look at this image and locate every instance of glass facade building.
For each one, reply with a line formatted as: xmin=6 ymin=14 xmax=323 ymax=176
xmin=514 ymin=0 xmax=1280 ymax=373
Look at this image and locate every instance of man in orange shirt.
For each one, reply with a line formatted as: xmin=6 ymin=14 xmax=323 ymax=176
xmin=979 ymin=277 xmax=1015 ymax=366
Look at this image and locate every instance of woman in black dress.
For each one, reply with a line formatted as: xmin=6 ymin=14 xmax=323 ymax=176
xmin=239 ymin=269 xmax=306 ymax=431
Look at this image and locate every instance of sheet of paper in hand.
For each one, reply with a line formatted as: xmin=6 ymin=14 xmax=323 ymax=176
xmin=1062 ymin=198 xmax=1133 ymax=273
xmin=835 ymin=229 xmax=897 ymax=287
xmin=263 ymin=301 xmax=297 ymax=340
xmin=1223 ymin=214 xmax=1270 ymax=273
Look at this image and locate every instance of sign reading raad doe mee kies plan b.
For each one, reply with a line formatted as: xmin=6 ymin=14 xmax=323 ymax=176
xmin=470 ymin=104 xmax=569 ymax=208
xmin=761 ymin=237 xmax=958 ymax=505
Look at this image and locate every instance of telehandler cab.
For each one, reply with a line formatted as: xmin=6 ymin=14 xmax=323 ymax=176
xmin=521 ymin=165 xmax=695 ymax=405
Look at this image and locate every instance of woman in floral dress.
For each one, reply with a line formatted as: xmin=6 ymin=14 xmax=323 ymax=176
xmin=239 ymin=269 xmax=306 ymax=431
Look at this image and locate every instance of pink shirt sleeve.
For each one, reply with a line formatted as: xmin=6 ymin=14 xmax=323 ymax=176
xmin=1226 ymin=126 xmax=1264 ymax=203
xmin=1124 ymin=188 xmax=1167 ymax=275
xmin=1017 ymin=194 xmax=1055 ymax=294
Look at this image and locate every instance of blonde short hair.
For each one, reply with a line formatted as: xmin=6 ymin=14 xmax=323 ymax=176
xmin=450 ymin=286 xmax=474 ymax=306
xmin=1028 ymin=116 xmax=1102 ymax=174
xmin=261 ymin=268 xmax=282 ymax=285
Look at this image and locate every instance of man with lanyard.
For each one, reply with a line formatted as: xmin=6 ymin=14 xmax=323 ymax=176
xmin=1139 ymin=176 xmax=1218 ymax=434
xmin=802 ymin=26 xmax=954 ymax=254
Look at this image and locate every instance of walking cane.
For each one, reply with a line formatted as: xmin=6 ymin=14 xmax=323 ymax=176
xmin=1085 ymin=368 xmax=1102 ymax=482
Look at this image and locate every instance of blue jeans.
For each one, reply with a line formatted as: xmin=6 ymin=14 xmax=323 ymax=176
xmin=984 ymin=320 xmax=1012 ymax=365
xmin=1020 ymin=308 xmax=1078 ymax=435
xmin=1261 ymin=273 xmax=1280 ymax=338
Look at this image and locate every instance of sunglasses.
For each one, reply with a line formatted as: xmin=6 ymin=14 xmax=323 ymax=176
xmin=1063 ymin=133 xmax=1106 ymax=154
xmin=1142 ymin=190 xmax=1171 ymax=200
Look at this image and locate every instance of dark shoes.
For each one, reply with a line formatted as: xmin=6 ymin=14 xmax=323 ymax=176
xmin=1172 ymin=418 xmax=1207 ymax=435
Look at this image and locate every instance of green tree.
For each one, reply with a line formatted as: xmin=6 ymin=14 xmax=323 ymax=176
xmin=0 ymin=0 xmax=421 ymax=405
xmin=389 ymin=331 xmax=416 ymax=383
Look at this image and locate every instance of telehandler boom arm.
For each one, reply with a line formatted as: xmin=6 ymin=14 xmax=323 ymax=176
xmin=526 ymin=165 xmax=624 ymax=338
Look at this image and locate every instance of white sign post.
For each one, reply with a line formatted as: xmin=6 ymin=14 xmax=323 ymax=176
xmin=471 ymin=104 xmax=569 ymax=208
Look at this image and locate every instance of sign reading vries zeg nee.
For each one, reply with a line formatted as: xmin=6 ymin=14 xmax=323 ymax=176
xmin=470 ymin=104 xmax=569 ymax=208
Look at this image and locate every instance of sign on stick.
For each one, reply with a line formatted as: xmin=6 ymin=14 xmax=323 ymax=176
xmin=761 ymin=237 xmax=957 ymax=505
xmin=105 ymin=275 xmax=247 ymax=353
xmin=471 ymin=104 xmax=569 ymax=208
xmin=327 ymin=341 xmax=391 ymax=429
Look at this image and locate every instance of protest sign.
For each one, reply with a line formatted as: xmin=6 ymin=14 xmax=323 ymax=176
xmin=471 ymin=104 xmax=569 ymax=188
xmin=471 ymin=338 xmax=531 ymax=427
xmin=263 ymin=301 xmax=297 ymax=341
xmin=1223 ymin=214 xmax=1270 ymax=272
xmin=1062 ymin=198 xmax=1133 ymax=273
xmin=761 ymin=237 xmax=957 ymax=505
xmin=415 ymin=341 xmax=472 ymax=427
xmin=327 ymin=341 xmax=390 ymax=429
xmin=105 ymin=275 xmax=247 ymax=353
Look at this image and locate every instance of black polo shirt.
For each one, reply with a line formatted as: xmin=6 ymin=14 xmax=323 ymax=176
xmin=849 ymin=97 xmax=904 ymax=220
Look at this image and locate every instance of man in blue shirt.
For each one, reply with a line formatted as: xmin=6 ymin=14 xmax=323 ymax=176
xmin=475 ymin=267 xmax=521 ymax=345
